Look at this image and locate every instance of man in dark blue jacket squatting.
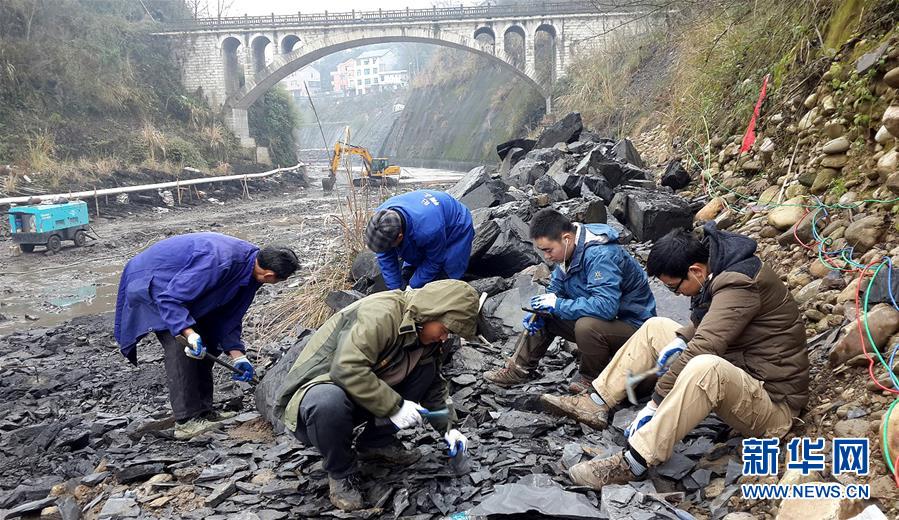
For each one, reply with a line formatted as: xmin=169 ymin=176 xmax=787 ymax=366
xmin=364 ymin=190 xmax=474 ymax=290
xmin=114 ymin=232 xmax=299 ymax=440
xmin=485 ymin=209 xmax=657 ymax=394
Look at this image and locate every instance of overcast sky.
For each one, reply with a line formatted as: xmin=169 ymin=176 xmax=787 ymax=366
xmin=228 ymin=0 xmax=461 ymax=16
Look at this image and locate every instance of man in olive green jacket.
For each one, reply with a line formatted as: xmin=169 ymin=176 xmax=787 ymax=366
xmin=272 ymin=279 xmax=480 ymax=511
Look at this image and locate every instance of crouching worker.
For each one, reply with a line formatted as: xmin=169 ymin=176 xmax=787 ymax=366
xmin=485 ymin=209 xmax=656 ymax=393
xmin=114 ymin=233 xmax=299 ymax=440
xmin=539 ymin=222 xmax=809 ymax=488
xmin=271 ymin=280 xmax=480 ymax=511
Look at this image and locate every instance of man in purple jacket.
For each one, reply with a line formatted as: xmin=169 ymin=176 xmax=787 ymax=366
xmin=114 ymin=232 xmax=299 ymax=439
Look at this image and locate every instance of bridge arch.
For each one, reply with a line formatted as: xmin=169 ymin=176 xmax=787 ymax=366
xmin=221 ymin=36 xmax=244 ymax=96
xmin=250 ymin=35 xmax=273 ymax=74
xmin=473 ymin=26 xmax=495 ymax=54
xmin=229 ymin=34 xmax=549 ymax=112
xmin=280 ymin=34 xmax=301 ymax=54
xmin=503 ymin=25 xmax=526 ymax=70
xmin=534 ymin=24 xmax=557 ymax=88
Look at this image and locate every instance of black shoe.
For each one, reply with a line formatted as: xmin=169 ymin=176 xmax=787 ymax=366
xmin=328 ymin=473 xmax=364 ymax=511
xmin=357 ymin=440 xmax=422 ymax=465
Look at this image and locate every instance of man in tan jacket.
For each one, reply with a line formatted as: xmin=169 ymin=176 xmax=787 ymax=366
xmin=540 ymin=222 xmax=809 ymax=488
xmin=272 ymin=280 xmax=480 ymax=511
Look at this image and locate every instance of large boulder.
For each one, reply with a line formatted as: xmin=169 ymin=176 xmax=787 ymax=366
xmin=660 ymin=159 xmax=691 ymax=190
xmin=534 ymin=112 xmax=583 ymax=149
xmin=496 ymin=138 xmax=535 ymax=161
xmin=609 ymin=187 xmax=693 ymax=242
xmin=552 ymin=198 xmax=607 ymax=225
xmin=480 ymin=271 xmax=546 ymax=341
xmin=325 ymin=290 xmax=365 ymax=312
xmin=610 ymin=138 xmax=645 ymax=168
xmin=507 ymin=157 xmax=548 ymax=187
xmin=548 ymin=160 xmax=584 ymax=199
xmin=534 ymin=174 xmax=568 ymax=202
xmin=468 ymin=276 xmax=513 ymax=297
xmin=350 ymin=251 xmax=386 ymax=294
xmin=255 ymin=329 xmax=316 ymax=433
xmin=470 ymin=211 xmax=501 ymax=259
xmin=580 ymin=175 xmax=616 ymax=204
xmin=469 ymin=215 xmax=541 ymax=277
xmin=448 ymin=168 xmax=515 ymax=211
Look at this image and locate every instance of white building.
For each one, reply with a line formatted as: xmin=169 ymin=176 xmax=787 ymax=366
xmin=281 ymin=66 xmax=321 ymax=96
xmin=379 ymin=69 xmax=409 ymax=91
xmin=354 ymin=49 xmax=397 ymax=95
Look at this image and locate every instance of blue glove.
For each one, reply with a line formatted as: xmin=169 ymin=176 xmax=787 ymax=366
xmin=444 ymin=429 xmax=467 ymax=457
xmin=184 ymin=333 xmax=206 ymax=359
xmin=232 ymin=355 xmax=255 ymax=382
xmin=624 ymin=403 xmax=657 ymax=438
xmin=522 ymin=312 xmax=545 ymax=336
xmin=657 ymin=338 xmax=686 ymax=374
xmin=529 ymin=293 xmax=558 ymax=313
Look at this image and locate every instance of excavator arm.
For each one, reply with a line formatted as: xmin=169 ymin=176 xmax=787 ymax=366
xmin=330 ymin=142 xmax=374 ymax=176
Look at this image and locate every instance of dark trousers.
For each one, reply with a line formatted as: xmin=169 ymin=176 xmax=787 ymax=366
xmin=157 ymin=331 xmax=215 ymax=421
xmin=511 ymin=316 xmax=638 ymax=379
xmin=292 ymin=362 xmax=437 ymax=479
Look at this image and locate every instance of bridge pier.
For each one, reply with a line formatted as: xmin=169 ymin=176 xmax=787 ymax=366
xmin=224 ymin=107 xmax=256 ymax=148
xmin=545 ymin=95 xmax=553 ymax=115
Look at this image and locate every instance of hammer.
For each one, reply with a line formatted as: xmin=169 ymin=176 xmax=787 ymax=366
xmin=624 ymin=352 xmax=681 ymax=405
xmin=176 ymin=335 xmax=260 ymax=384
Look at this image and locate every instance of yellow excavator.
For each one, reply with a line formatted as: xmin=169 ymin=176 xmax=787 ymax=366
xmin=322 ymin=128 xmax=400 ymax=190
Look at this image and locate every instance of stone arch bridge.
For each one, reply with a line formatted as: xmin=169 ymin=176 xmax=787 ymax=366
xmin=156 ymin=2 xmax=658 ymax=147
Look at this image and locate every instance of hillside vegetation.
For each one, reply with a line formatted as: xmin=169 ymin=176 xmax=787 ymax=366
xmin=0 ymin=0 xmax=299 ymax=195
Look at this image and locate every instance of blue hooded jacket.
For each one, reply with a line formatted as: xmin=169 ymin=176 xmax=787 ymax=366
xmin=114 ymin=233 xmax=261 ymax=363
xmin=375 ymin=190 xmax=474 ymax=290
xmin=548 ymin=223 xmax=656 ymax=327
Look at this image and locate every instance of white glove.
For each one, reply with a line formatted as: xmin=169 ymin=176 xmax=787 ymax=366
xmin=625 ymin=402 xmax=657 ymax=438
xmin=444 ymin=429 xmax=468 ymax=457
xmin=183 ymin=333 xmax=206 ymax=359
xmin=530 ymin=293 xmax=558 ymax=312
xmin=657 ymin=338 xmax=686 ymax=374
xmin=389 ymin=400 xmax=425 ymax=430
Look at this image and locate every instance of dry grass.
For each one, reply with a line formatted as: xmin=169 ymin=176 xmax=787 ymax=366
xmin=254 ymin=162 xmax=390 ymax=348
xmin=25 ymin=129 xmax=55 ymax=172
xmin=141 ymin=121 xmax=166 ymax=161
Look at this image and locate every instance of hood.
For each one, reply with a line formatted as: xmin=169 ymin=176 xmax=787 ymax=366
xmin=563 ymin=223 xmax=618 ymax=274
xmin=702 ymin=221 xmax=758 ymax=276
xmin=399 ymin=279 xmax=480 ymax=339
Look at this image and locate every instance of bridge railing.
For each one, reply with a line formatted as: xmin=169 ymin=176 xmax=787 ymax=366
xmin=161 ymin=1 xmax=628 ymax=31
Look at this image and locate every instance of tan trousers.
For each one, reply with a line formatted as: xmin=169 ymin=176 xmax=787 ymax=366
xmin=593 ymin=317 xmax=794 ymax=465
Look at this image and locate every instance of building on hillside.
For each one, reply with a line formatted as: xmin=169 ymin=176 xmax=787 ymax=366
xmin=379 ymin=69 xmax=409 ymax=91
xmin=280 ymin=66 xmax=321 ymax=102
xmin=332 ymin=58 xmax=357 ymax=96
xmin=354 ymin=49 xmax=397 ymax=95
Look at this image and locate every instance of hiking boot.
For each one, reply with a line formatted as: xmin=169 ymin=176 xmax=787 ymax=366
xmin=203 ymin=410 xmax=238 ymax=422
xmin=484 ymin=359 xmax=532 ymax=386
xmin=357 ymin=440 xmax=421 ymax=465
xmin=328 ymin=473 xmax=364 ymax=511
xmin=569 ymin=451 xmax=637 ymax=490
xmin=567 ymin=373 xmax=594 ymax=394
xmin=174 ymin=417 xmax=222 ymax=440
xmin=540 ymin=392 xmax=609 ymax=430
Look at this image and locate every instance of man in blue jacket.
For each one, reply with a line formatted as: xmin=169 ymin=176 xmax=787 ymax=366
xmin=114 ymin=232 xmax=299 ymax=440
xmin=364 ymin=190 xmax=474 ymax=290
xmin=485 ymin=209 xmax=656 ymax=393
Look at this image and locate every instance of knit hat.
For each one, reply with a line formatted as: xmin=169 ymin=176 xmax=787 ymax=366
xmin=365 ymin=209 xmax=403 ymax=253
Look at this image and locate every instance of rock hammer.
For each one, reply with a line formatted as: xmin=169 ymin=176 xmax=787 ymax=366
xmin=624 ymin=352 xmax=681 ymax=405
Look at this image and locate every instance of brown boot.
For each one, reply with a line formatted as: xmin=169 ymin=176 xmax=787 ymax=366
xmin=567 ymin=373 xmax=594 ymax=394
xmin=539 ymin=393 xmax=609 ymax=430
xmin=484 ymin=359 xmax=532 ymax=386
xmin=328 ymin=474 xmax=364 ymax=511
xmin=357 ymin=440 xmax=421 ymax=465
xmin=569 ymin=451 xmax=637 ymax=490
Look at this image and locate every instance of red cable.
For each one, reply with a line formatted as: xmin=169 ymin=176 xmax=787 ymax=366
xmin=855 ymin=262 xmax=899 ymax=395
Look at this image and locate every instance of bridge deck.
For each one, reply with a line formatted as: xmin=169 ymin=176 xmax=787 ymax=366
xmin=161 ymin=1 xmax=632 ymax=31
